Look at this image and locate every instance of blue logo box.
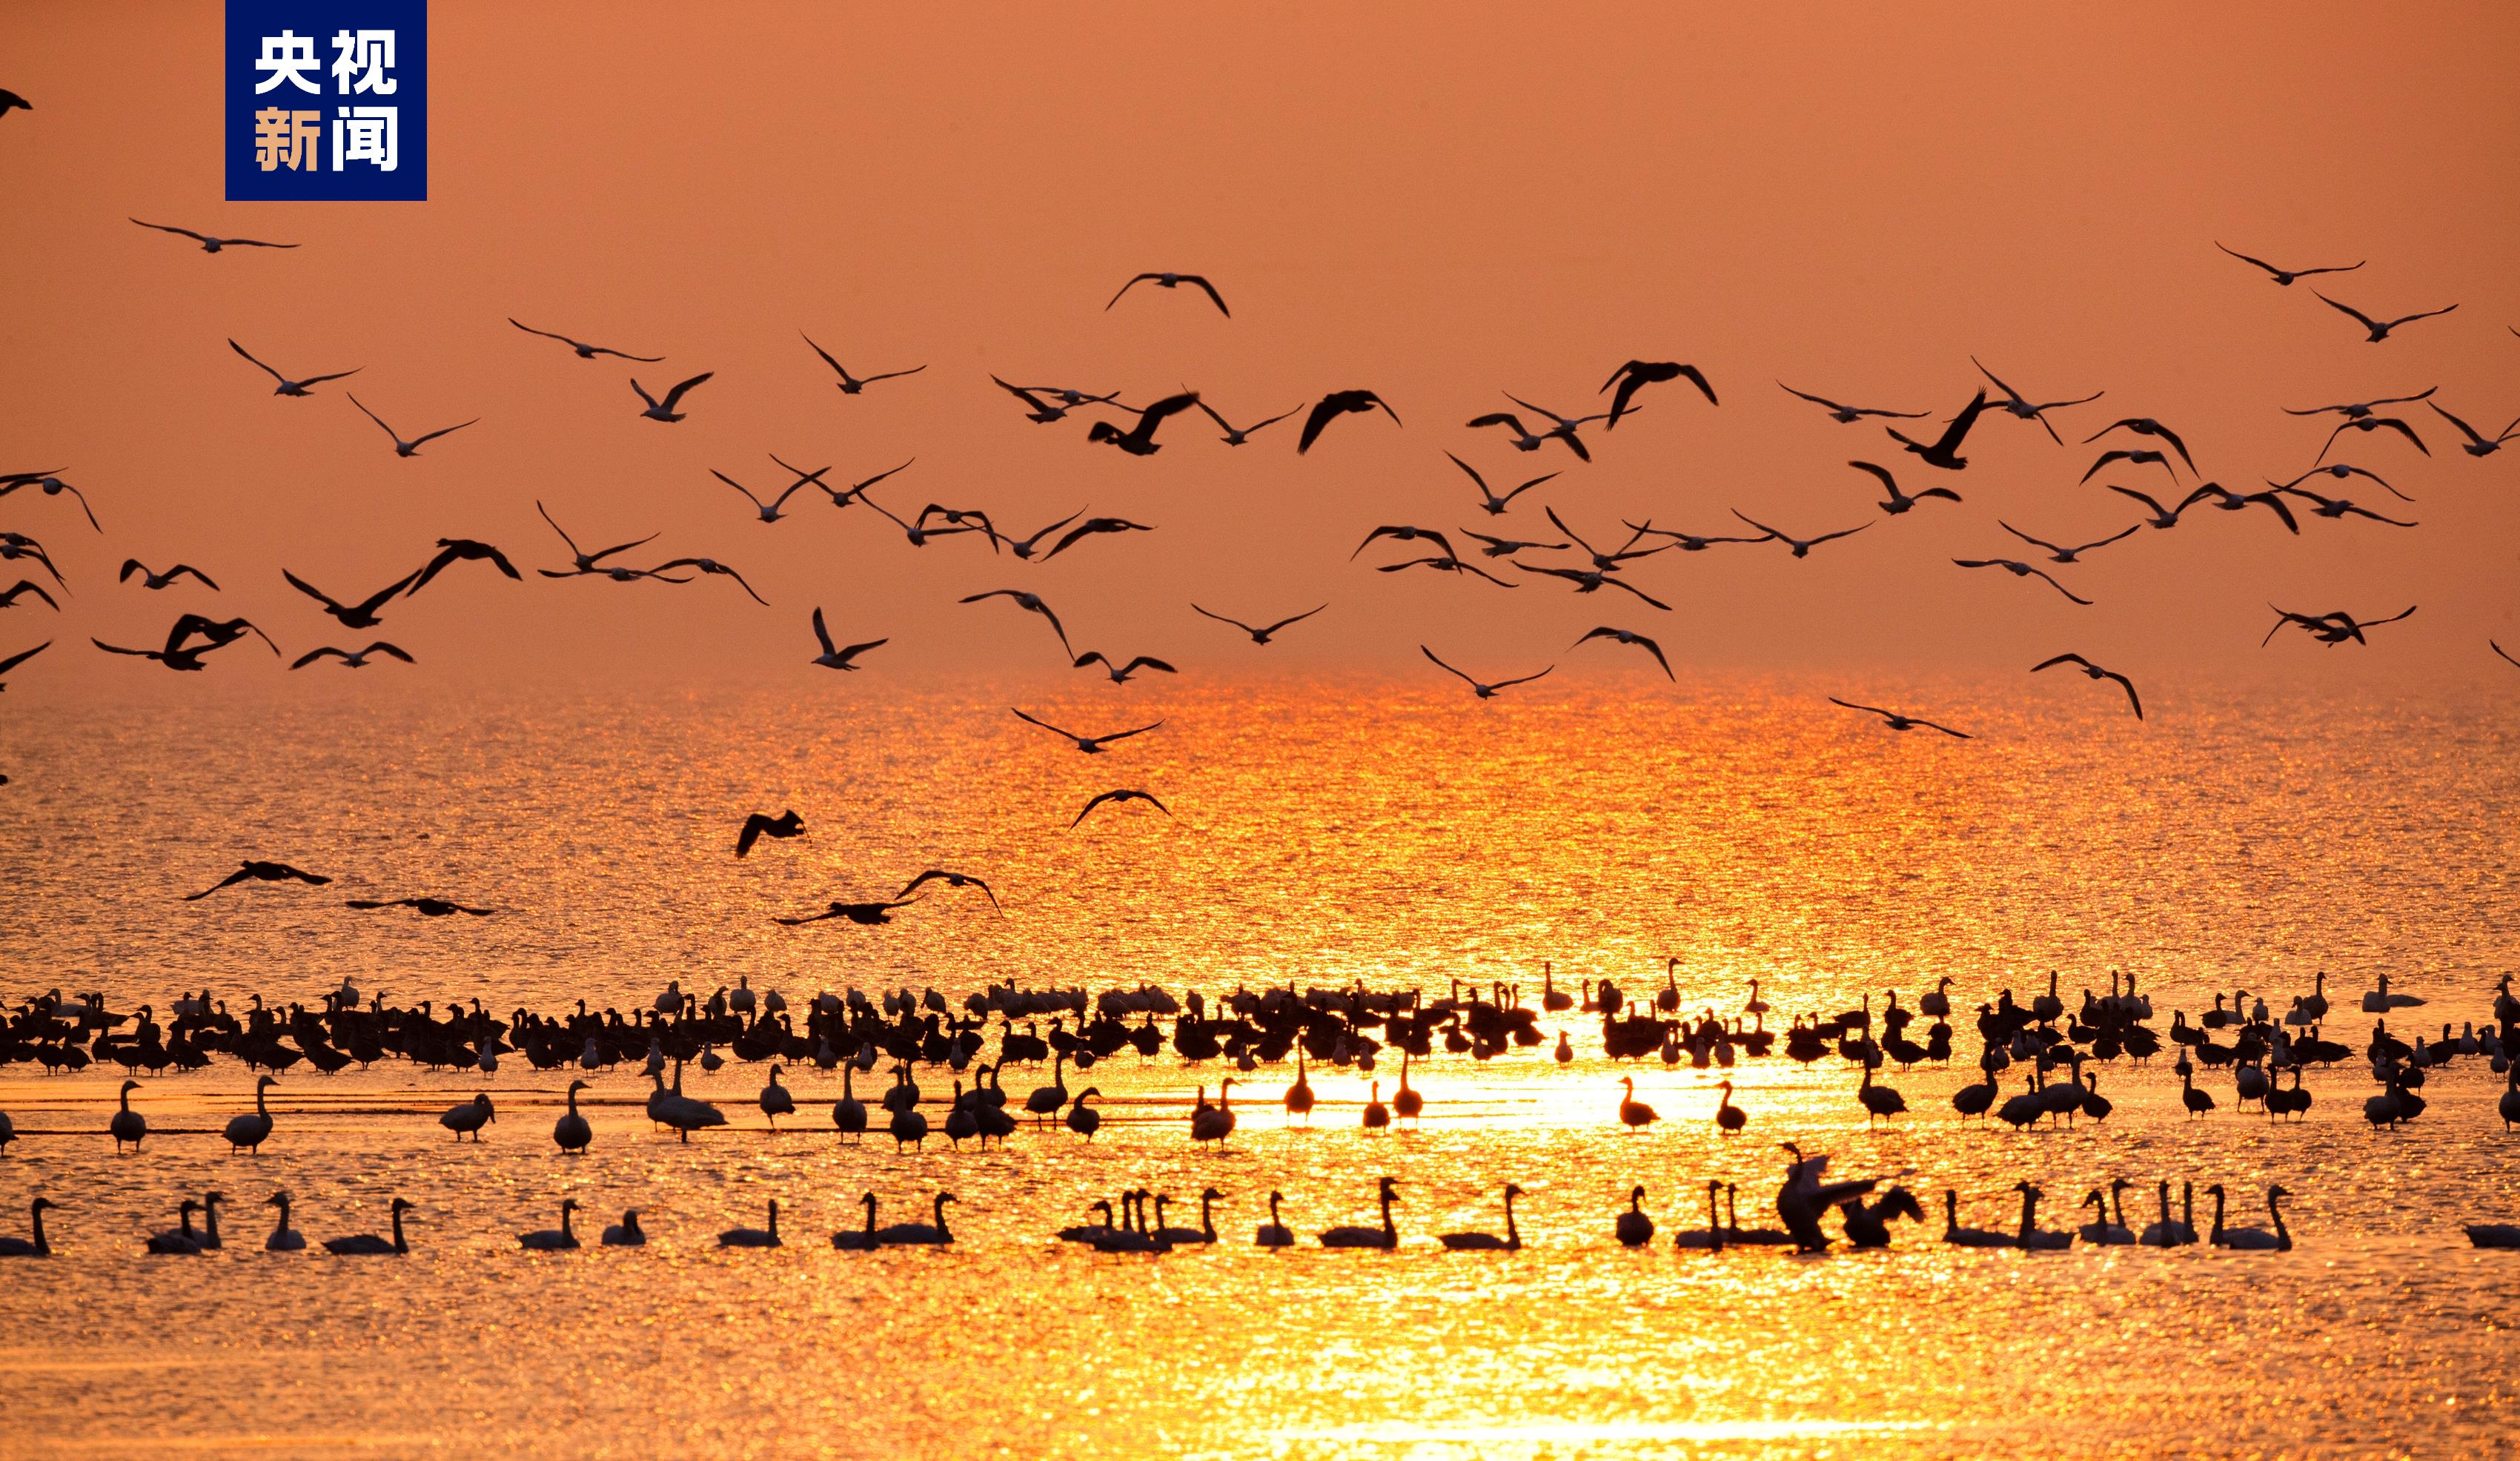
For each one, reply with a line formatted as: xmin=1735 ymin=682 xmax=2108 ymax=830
xmin=225 ymin=0 xmax=428 ymax=201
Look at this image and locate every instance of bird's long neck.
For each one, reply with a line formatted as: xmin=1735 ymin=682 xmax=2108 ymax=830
xmin=1503 ymin=1191 xmax=1519 ymax=1247
xmin=389 ymin=1206 xmax=406 ymax=1254
xmin=932 ymin=1195 xmax=950 ymax=1237
xmin=560 ymin=1206 xmax=575 ymax=1239
xmin=1200 ymin=1193 xmax=1215 ymax=1239
xmin=119 ymin=1087 xmax=132 ymax=1113
xmin=2269 ymin=1193 xmax=2287 ymax=1239
xmin=31 ymin=1205 xmax=48 ymax=1255
xmin=1943 ymin=1190 xmax=1959 ymax=1233
xmin=1705 ymin=1187 xmax=1722 ymax=1244
xmin=270 ymin=1202 xmax=290 ymax=1241
xmin=2017 ymin=1190 xmax=2035 ymax=1237
xmin=202 ymin=1201 xmax=219 ymax=1245
xmin=1378 ymin=1189 xmax=1394 ymax=1236
xmin=2210 ymin=1189 xmax=2226 ymax=1239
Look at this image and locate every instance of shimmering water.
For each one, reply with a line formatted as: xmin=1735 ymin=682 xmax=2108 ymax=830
xmin=3 ymin=682 xmax=2516 ymax=1460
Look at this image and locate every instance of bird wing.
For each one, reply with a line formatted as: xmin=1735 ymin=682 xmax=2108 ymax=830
xmin=228 ymin=339 xmax=287 ymax=384
xmin=1998 ymin=521 xmax=2063 ymax=555
xmin=281 ymin=570 xmax=344 ymax=612
xmin=1185 ymin=276 xmax=1230 ymax=316
xmin=1806 ymin=523 xmax=1870 ymax=546
xmin=1120 ymin=657 xmax=1176 ymax=676
xmin=1189 ymin=603 xmax=1256 ymax=634
xmin=365 ymin=642 xmax=414 ymax=663
xmin=860 ymin=365 xmax=926 ymax=384
xmin=1600 ymin=577 xmax=1671 ymax=610
xmin=2104 ymin=671 xmax=2143 ymax=719
xmin=1829 ymin=696 xmax=1894 ymax=719
xmin=408 ymin=419 xmax=478 ymax=448
xmin=347 ymin=394 xmax=399 ymax=441
xmin=2493 ymin=640 xmax=2519 ymax=670
xmin=800 ymin=332 xmax=847 ymax=379
xmin=659 ymin=373 xmax=714 ymax=410
xmin=2214 ymin=242 xmax=2279 ymax=275
xmin=289 ymin=647 xmax=348 ymax=668
xmin=2029 ymin=653 xmax=2089 ymax=673
xmin=1847 ymin=460 xmax=1899 ymax=494
xmin=1011 ymin=707 xmax=1081 ymax=741
xmin=1419 ymin=646 xmax=1476 ymax=686
xmin=1105 ymin=274 xmax=1158 ymax=310
xmin=810 ymin=606 xmax=838 ymax=656
xmin=2244 ymin=494 xmax=2301 ymax=534
xmin=183 ymin=866 xmax=257 ymax=899
xmin=2427 ymin=400 xmax=2488 ymax=447
xmin=1259 ymin=605 xmax=1326 ymax=635
xmin=2313 ymin=292 xmax=2380 ymax=330
xmin=0 ymin=640 xmax=50 ymax=676
xmin=629 ymin=378 xmax=661 ymax=409
xmin=735 ymin=814 xmax=772 ymax=858
xmin=2385 ymin=304 xmax=2458 ymax=328
xmin=1777 ymin=381 xmax=1844 ymax=411
xmin=2028 ymin=567 xmax=2093 ymax=604
xmin=1491 ymin=665 xmax=1554 ymax=690
xmin=352 ymin=571 xmax=422 ymax=615
xmin=133 ymin=219 xmax=211 ymax=242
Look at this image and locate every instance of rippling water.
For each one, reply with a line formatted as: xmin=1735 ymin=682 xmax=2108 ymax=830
xmin=3 ymin=680 xmax=2516 ymax=1459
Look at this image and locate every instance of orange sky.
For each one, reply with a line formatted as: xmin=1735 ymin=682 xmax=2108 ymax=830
xmin=1 ymin=2 xmax=2515 ymax=702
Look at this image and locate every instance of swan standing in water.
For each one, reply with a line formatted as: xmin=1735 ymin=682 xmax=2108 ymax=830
xmin=1941 ymin=1190 xmax=2012 ymax=1248
xmin=1714 ymin=1080 xmax=1745 ymax=1134
xmin=1618 ymin=1076 xmax=1658 ymax=1132
xmin=518 ymin=1199 xmax=581 ymax=1250
xmin=1319 ymin=1177 xmax=1402 ymax=1249
xmin=758 ymin=1066 xmax=796 ymax=1129
xmin=225 ymin=1075 xmax=277 ymax=1154
xmin=110 ymin=1079 xmax=147 ymax=1152
xmin=1616 ymin=1185 xmax=1656 ymax=1247
xmin=439 ymin=1093 xmax=495 ymax=1142
xmin=877 ymin=1192 xmax=957 ymax=1247
xmin=0 ymin=1197 xmax=56 ymax=1256
xmin=832 ymin=1193 xmax=881 ymax=1250
xmin=1360 ymin=1080 xmax=1389 ymax=1130
xmin=263 ymin=1191 xmax=305 ymax=1250
xmin=1064 ymin=1087 xmax=1103 ymax=1139
xmin=718 ymin=1199 xmax=782 ymax=1248
xmin=323 ymin=1198 xmax=414 ymax=1256
xmin=832 ymin=1065 xmax=868 ymax=1140
xmin=1254 ymin=1192 xmax=1295 ymax=1249
xmin=552 ymin=1079 xmax=592 ymax=1154
xmin=1283 ymin=1054 xmax=1315 ymax=1124
xmin=1439 ymin=1184 xmax=1523 ymax=1250
xmin=600 ymin=1210 xmax=646 ymax=1247
xmin=2209 ymin=1184 xmax=2293 ymax=1250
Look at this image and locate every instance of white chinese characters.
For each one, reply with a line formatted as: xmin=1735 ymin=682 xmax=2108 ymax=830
xmin=251 ymin=31 xmax=322 ymax=94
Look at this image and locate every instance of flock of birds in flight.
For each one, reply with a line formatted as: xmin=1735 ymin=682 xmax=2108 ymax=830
xmin=1 ymin=216 xmax=2514 ymax=794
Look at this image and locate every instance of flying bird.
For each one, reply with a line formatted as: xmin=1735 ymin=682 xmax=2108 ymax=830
xmin=2267 ymin=486 xmax=2416 ymax=527
xmin=2081 ymin=448 xmax=2181 ymax=485
xmin=1493 ymin=394 xmax=1615 ymax=462
xmin=2271 ymin=463 xmax=2410 ymax=503
xmin=989 ymin=377 xmax=1118 ymax=424
xmin=1731 ymin=511 xmax=1869 ymax=558
xmin=229 ymin=339 xmax=359 ymax=397
xmin=1997 ymin=521 xmax=2138 ymax=563
xmin=960 ymin=589 xmax=1071 ymax=654
xmin=185 ymin=861 xmax=331 ymax=900
xmin=1574 ymin=626 xmax=1673 ymax=680
xmin=800 ymin=333 xmax=924 ymax=394
xmin=1447 ymin=453 xmax=1557 ymax=516
xmin=2106 ymin=486 xmax=2189 ymax=530
xmin=774 ymin=898 xmax=919 ymax=927
xmin=2178 ymin=484 xmax=2300 ymax=534
xmin=2313 ymin=293 xmax=2456 ymax=343
xmin=1107 ymin=272 xmax=1229 ymax=317
xmin=1069 ymin=789 xmax=1173 ymax=829
xmin=1192 ymin=399 xmax=1301 ymax=446
xmin=119 ymin=560 xmax=219 ymax=591
xmin=631 ymin=372 xmax=713 ymax=423
xmin=348 ymin=395 xmax=477 ymax=457
xmin=1828 ymin=698 xmax=1969 ymax=738
xmin=0 ymin=472 xmax=100 ymax=530
xmin=1885 ymin=388 xmax=1995 ymax=468
xmin=1459 ymin=529 xmax=1568 ymax=558
xmin=652 ymin=557 xmax=769 ymax=606
xmin=2315 ymin=414 xmax=2428 ymax=465
xmin=508 ymin=319 xmax=662 ymax=362
xmin=1619 ymin=522 xmax=1773 ymax=552
xmin=0 ymin=90 xmax=29 ymax=117
xmin=1002 ymin=511 xmax=1087 ymax=560
xmin=0 ymin=533 xmax=64 ymax=587
xmin=291 ymin=641 xmax=413 ymax=669
xmin=1777 ymin=382 xmax=1929 ymax=424
xmin=93 ymin=614 xmax=277 ymax=672
xmin=283 ymin=569 xmax=419 ymax=629
xmin=1972 ymin=360 xmax=2102 ymax=444
xmin=2492 ymin=640 xmax=2518 ymax=670
xmin=2283 ymin=388 xmax=2436 ymax=420
xmin=860 ymin=491 xmax=986 ymax=549
xmin=735 ymin=810 xmax=805 ymax=858
xmin=1041 ymin=517 xmax=1154 ymax=561
xmin=1599 ymin=360 xmax=1717 ymax=428
xmin=809 ymin=609 xmax=886 ymax=671
xmin=537 ymin=502 xmax=658 ymax=577
xmin=1379 ymin=554 xmax=1516 ymax=588
xmin=0 ymin=640 xmax=49 ymax=691
xmin=1519 ymin=563 xmax=1671 ymax=609
xmin=812 ymin=458 xmax=915 ymax=511
xmin=2213 ymin=243 xmax=2362 ymax=286
xmin=130 ymin=219 xmax=298 ymax=252
xmin=898 ymin=869 xmax=1000 ymax=909
xmin=711 ymin=469 xmax=818 ymax=524
xmin=406 ymin=540 xmax=520 ymax=594
xmin=1072 ymin=651 xmax=1176 ymax=685
xmin=1952 ymin=557 xmax=2092 ymax=605
xmin=1299 ymin=391 xmax=1401 ymax=454
xmin=0 ymin=580 xmax=59 ymax=612
xmin=2030 ymin=653 xmax=2143 ymax=719
xmin=2264 ymin=604 xmax=2416 ymax=647
xmin=1012 ymin=708 xmax=1162 ymax=754
xmin=1420 ymin=646 xmax=1552 ymax=700
xmin=2084 ymin=417 xmax=2196 ymax=473
xmin=1353 ymin=525 xmax=1456 ymax=562
xmin=2428 ymin=401 xmax=2518 ymax=457
xmin=346 ymin=897 xmax=494 ymax=917
xmin=1847 ymin=460 xmax=1959 ymax=515
xmin=1189 ymin=603 xmax=1324 ymax=644
xmin=1086 ymin=391 xmax=1201 ymax=456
